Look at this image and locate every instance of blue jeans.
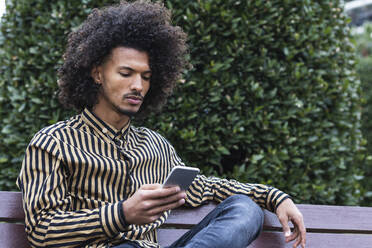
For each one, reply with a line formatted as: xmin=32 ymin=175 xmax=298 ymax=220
xmin=113 ymin=195 xmax=264 ymax=248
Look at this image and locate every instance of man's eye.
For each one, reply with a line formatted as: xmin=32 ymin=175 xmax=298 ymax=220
xmin=119 ymin=72 xmax=130 ymax=77
xmin=142 ymin=76 xmax=151 ymax=81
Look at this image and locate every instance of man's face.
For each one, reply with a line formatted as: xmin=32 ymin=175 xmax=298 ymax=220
xmin=92 ymin=46 xmax=151 ymax=118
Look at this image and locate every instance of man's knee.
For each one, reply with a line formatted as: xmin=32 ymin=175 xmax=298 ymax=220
xmin=222 ymin=194 xmax=264 ymax=228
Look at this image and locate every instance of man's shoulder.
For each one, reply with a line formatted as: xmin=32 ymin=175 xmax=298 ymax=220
xmin=34 ymin=115 xmax=81 ymax=140
xmin=131 ymin=125 xmax=155 ymax=135
xmin=131 ymin=126 xmax=171 ymax=145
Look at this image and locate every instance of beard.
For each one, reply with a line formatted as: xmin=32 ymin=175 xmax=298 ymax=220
xmin=114 ymin=105 xmax=138 ymax=117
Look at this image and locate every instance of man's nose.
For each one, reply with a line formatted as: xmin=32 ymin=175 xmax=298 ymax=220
xmin=130 ymin=74 xmax=143 ymax=92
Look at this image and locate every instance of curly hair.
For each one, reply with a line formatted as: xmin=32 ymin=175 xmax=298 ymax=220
xmin=58 ymin=0 xmax=188 ymax=117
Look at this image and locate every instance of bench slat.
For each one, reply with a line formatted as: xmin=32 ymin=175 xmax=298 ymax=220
xmin=0 ymin=191 xmax=24 ymax=221
xmin=252 ymin=232 xmax=372 ymax=248
xmin=0 ymin=223 xmax=29 ymax=248
xmin=158 ymin=229 xmax=372 ymax=248
xmin=264 ymin=204 xmax=372 ymax=233
xmin=165 ymin=203 xmax=372 ymax=233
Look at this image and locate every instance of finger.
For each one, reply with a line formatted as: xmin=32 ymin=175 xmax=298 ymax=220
xmin=148 ymin=197 xmax=185 ymax=215
xmin=141 ymin=184 xmax=162 ymax=190
xmin=153 ymin=186 xmax=182 ymax=199
xmin=292 ymin=215 xmax=306 ymax=248
xmin=147 ymin=191 xmax=186 ymax=211
xmin=142 ymin=184 xmax=180 ymax=192
xmin=299 ymin=222 xmax=306 ymax=247
xmin=142 ymin=186 xmax=181 ymax=199
xmin=293 ymin=233 xmax=302 ymax=248
xmin=301 ymin=236 xmax=306 ymax=248
xmin=278 ymin=215 xmax=291 ymax=241
xmin=288 ymin=230 xmax=301 ymax=242
xmin=287 ymin=227 xmax=299 ymax=242
xmin=137 ymin=213 xmax=162 ymax=224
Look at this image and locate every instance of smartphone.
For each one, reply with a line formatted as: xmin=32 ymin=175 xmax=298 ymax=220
xmin=163 ymin=166 xmax=200 ymax=191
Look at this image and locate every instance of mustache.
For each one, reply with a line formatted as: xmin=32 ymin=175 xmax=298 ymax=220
xmin=122 ymin=92 xmax=144 ymax=100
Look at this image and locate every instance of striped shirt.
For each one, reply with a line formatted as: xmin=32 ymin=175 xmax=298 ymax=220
xmin=17 ymin=108 xmax=289 ymax=248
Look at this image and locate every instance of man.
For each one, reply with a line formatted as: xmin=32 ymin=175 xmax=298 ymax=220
xmin=17 ymin=1 xmax=306 ymax=248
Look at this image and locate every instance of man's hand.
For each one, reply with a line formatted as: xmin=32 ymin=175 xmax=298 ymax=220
xmin=275 ymin=198 xmax=306 ymax=248
xmin=122 ymin=184 xmax=186 ymax=225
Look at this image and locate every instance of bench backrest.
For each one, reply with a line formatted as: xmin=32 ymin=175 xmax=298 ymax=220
xmin=1 ymin=191 xmax=372 ymax=248
xmin=0 ymin=191 xmax=29 ymax=248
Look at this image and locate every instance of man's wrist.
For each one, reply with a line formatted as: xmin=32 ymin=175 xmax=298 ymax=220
xmin=274 ymin=195 xmax=291 ymax=213
xmin=119 ymin=200 xmax=129 ymax=227
xmin=266 ymin=187 xmax=291 ymax=212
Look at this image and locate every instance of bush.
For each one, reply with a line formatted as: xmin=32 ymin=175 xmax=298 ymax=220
xmin=353 ymin=23 xmax=372 ymax=203
xmin=0 ymin=0 xmax=113 ymax=190
xmin=0 ymin=0 xmax=367 ymax=205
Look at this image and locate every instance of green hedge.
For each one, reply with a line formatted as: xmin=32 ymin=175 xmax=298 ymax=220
xmin=353 ymin=23 xmax=372 ymax=202
xmin=0 ymin=0 xmax=368 ymax=205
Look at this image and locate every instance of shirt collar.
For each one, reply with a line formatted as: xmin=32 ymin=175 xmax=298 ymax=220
xmin=81 ymin=108 xmax=131 ymax=141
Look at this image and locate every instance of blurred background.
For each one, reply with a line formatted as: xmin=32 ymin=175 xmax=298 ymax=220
xmin=345 ymin=0 xmax=372 ymax=205
xmin=345 ymin=0 xmax=372 ymax=156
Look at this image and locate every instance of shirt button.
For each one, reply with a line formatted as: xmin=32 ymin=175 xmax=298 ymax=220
xmin=102 ymin=128 xmax=108 ymax=133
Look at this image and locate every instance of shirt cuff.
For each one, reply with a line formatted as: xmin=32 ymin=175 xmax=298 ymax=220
xmin=266 ymin=188 xmax=291 ymax=212
xmin=100 ymin=201 xmax=127 ymax=238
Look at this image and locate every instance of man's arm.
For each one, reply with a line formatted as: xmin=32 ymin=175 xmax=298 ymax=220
xmin=184 ymin=174 xmax=289 ymax=211
xmin=17 ymin=132 xmax=126 ymax=248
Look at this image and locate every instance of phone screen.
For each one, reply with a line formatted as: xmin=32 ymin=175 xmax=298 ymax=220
xmin=163 ymin=166 xmax=200 ymax=191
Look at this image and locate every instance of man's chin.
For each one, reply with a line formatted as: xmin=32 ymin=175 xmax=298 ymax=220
xmin=117 ymin=107 xmax=139 ymax=117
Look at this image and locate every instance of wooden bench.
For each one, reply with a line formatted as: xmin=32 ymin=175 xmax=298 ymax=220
xmin=1 ymin=191 xmax=372 ymax=247
xmin=0 ymin=191 xmax=29 ymax=247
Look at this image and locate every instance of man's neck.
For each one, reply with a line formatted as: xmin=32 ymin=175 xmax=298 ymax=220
xmin=92 ymin=105 xmax=130 ymax=131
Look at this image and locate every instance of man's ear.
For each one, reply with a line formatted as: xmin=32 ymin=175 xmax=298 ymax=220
xmin=91 ymin=66 xmax=102 ymax=84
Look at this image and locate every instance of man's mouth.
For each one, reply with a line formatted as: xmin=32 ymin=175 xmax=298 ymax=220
xmin=125 ymin=95 xmax=143 ymax=105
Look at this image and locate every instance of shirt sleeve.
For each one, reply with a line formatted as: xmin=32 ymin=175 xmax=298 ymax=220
xmin=185 ymin=175 xmax=290 ymax=212
xmin=16 ymin=132 xmax=127 ymax=248
xmin=168 ymin=143 xmax=290 ymax=212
